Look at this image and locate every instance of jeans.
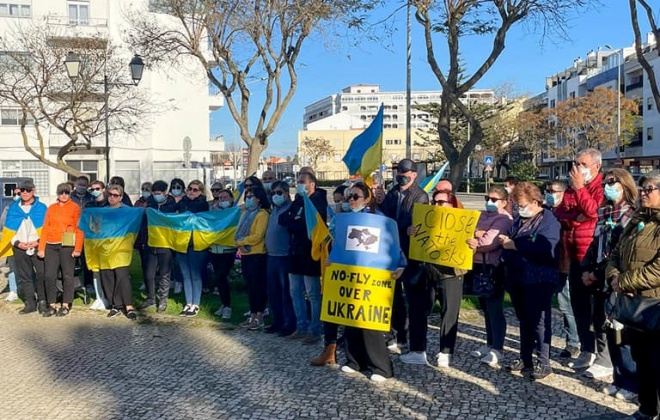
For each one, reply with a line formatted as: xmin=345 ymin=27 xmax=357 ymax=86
xmin=177 ymin=248 xmax=207 ymax=306
xmin=608 ymin=329 xmax=638 ymax=393
xmin=557 ymin=275 xmax=580 ymax=348
xmin=289 ymin=273 xmax=322 ymax=336
xmin=7 ymin=256 xmax=17 ymax=293
xmin=478 ymin=284 xmax=506 ymax=351
xmin=266 ymin=256 xmax=295 ymax=334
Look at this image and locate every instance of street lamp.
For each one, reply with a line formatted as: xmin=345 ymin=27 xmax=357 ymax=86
xmin=64 ymin=52 xmax=145 ymax=183
xmin=605 ymin=45 xmax=622 ymax=158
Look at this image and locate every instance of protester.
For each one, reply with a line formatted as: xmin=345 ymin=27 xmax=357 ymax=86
xmin=243 ymin=176 xmax=264 ymax=194
xmin=545 ymin=180 xmax=581 ymax=359
xmin=466 ymin=186 xmax=513 ymax=367
xmin=100 ymin=185 xmax=137 ymax=320
xmin=581 ymin=169 xmax=637 ymax=399
xmin=37 ymin=183 xmax=84 ymax=317
xmin=606 ymin=172 xmax=660 ymax=420
xmin=379 ymin=158 xmax=429 ymax=351
xmin=86 ymin=181 xmax=107 ymax=208
xmin=0 ymin=187 xmax=20 ymax=303
xmin=500 ymin=182 xmax=560 ymax=380
xmin=134 ymin=181 xmax=152 ymax=302
xmin=262 ymin=170 xmax=276 ymax=193
xmin=235 ymin=186 xmax=270 ymax=330
xmin=134 ymin=182 xmax=152 ymax=208
xmin=169 ymin=178 xmax=186 ymax=294
xmin=503 ymin=176 xmax=519 ymax=217
xmin=169 ymin=178 xmax=186 ymax=203
xmin=400 ymin=189 xmax=466 ymax=368
xmin=339 ymin=183 xmax=405 ymax=382
xmin=70 ymin=175 xmax=94 ymax=208
xmin=83 ymin=181 xmax=109 ymax=310
xmin=265 ymin=181 xmax=295 ymax=335
xmin=434 ymin=179 xmax=464 ymax=208
xmin=279 ymin=171 xmax=327 ymax=344
xmin=209 ymin=183 xmax=236 ymax=316
xmin=176 ymin=180 xmax=210 ymax=317
xmin=109 ymin=176 xmax=133 ymax=207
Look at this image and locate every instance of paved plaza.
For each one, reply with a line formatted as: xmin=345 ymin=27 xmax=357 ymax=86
xmin=0 ymin=289 xmax=637 ymax=420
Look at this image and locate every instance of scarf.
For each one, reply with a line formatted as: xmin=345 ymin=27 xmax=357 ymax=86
xmin=235 ymin=207 xmax=259 ymax=242
xmin=0 ymin=197 xmax=47 ymax=257
xmin=594 ymin=202 xmax=634 ymax=264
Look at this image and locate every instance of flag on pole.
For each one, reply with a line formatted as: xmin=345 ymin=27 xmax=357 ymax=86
xmin=302 ymin=193 xmax=332 ymax=271
xmin=342 ymin=104 xmax=384 ymax=187
xmin=419 ymin=161 xmax=450 ymax=193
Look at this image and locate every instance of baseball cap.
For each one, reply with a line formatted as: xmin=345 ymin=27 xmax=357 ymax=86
xmin=397 ymin=159 xmax=417 ymax=173
xmin=18 ymin=180 xmax=35 ymax=190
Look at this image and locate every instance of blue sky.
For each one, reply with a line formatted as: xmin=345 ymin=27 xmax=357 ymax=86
xmin=210 ymin=2 xmax=650 ymax=159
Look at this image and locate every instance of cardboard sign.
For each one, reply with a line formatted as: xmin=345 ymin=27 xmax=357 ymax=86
xmin=409 ymin=204 xmax=480 ymax=270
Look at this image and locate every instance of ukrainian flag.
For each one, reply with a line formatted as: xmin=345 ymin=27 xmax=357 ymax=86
xmin=79 ymin=207 xmax=143 ymax=271
xmin=302 ymin=193 xmax=332 ymax=271
xmin=191 ymin=207 xmax=241 ymax=251
xmin=0 ymin=198 xmax=47 ymax=257
xmin=419 ymin=161 xmax=450 ymax=193
xmin=146 ymin=209 xmax=194 ymax=253
xmin=342 ymin=104 xmax=384 ymax=187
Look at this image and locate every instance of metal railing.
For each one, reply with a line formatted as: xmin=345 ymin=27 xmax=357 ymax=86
xmin=44 ymin=15 xmax=108 ymax=28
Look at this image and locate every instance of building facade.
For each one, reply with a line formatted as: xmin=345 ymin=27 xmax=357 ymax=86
xmin=0 ymin=0 xmax=223 ymax=202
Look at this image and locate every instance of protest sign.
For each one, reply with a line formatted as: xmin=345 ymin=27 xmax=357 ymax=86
xmin=409 ymin=204 xmax=480 ymax=270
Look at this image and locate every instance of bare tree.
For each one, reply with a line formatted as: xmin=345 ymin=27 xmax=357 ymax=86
xmin=628 ymin=0 xmax=660 ymax=110
xmin=0 ymin=22 xmax=148 ymax=177
xmin=411 ymin=0 xmax=595 ymax=189
xmin=299 ymin=136 xmax=335 ymax=169
xmin=124 ymin=0 xmax=376 ymax=176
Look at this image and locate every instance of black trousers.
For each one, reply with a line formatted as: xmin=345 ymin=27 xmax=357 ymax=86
xmin=391 ymin=261 xmax=421 ymax=345
xmin=408 ymin=274 xmax=463 ymax=354
xmin=210 ymin=251 xmax=235 ymax=308
xmin=100 ymin=266 xmax=132 ymax=308
xmin=344 ymin=326 xmax=393 ymax=378
xmin=569 ymin=260 xmax=610 ymax=362
xmin=509 ymin=282 xmax=554 ymax=367
xmin=241 ymin=254 xmax=267 ymax=313
xmin=143 ymin=247 xmax=173 ymax=302
xmin=12 ymin=246 xmax=46 ymax=307
xmin=630 ymin=330 xmax=660 ymax=417
xmin=43 ymin=244 xmax=76 ymax=305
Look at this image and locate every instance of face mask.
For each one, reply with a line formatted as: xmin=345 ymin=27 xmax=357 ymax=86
xmin=272 ymin=194 xmax=285 ymax=207
xmin=545 ymin=193 xmax=557 ymax=207
xmin=171 ymin=187 xmax=183 ymax=197
xmin=351 ymin=205 xmax=365 ymax=213
xmin=13 ymin=195 xmax=20 ymax=202
xmin=505 ymin=186 xmax=512 ymax=194
xmin=90 ymin=190 xmax=102 ymax=198
xmin=296 ymin=184 xmax=307 ymax=196
xmin=518 ymin=207 xmax=534 ymax=218
xmin=153 ymin=194 xmax=166 ymax=203
xmin=396 ymin=175 xmax=411 ymax=186
xmin=263 ymin=182 xmax=272 ymax=192
xmin=75 ymin=186 xmax=87 ymax=195
xmin=245 ymin=197 xmax=256 ymax=209
xmin=219 ymin=201 xmax=231 ymax=209
xmin=341 ymin=202 xmax=351 ymax=212
xmin=485 ymin=202 xmax=499 ymax=212
xmin=141 ymin=191 xmax=151 ymax=200
xmin=604 ymin=184 xmax=621 ymax=202
xmin=580 ymin=167 xmax=592 ymax=183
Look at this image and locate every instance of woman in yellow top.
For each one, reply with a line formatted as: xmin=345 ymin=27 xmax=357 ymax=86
xmin=235 ymin=185 xmax=270 ymax=330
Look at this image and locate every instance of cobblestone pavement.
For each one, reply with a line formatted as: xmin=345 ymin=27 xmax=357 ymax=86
xmin=0 ymin=286 xmax=638 ymax=420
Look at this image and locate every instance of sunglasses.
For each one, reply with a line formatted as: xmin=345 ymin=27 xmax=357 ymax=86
xmin=211 ymin=188 xmax=221 ymax=193
xmin=141 ymin=188 xmax=151 ymax=192
xmin=57 ymin=190 xmax=71 ymax=195
xmin=19 ymin=188 xmax=32 ymax=193
xmin=187 ymin=187 xmax=200 ymax=192
xmin=603 ymin=178 xmax=620 ymax=186
xmin=171 ymin=186 xmax=183 ymax=190
xmin=107 ymin=193 xmax=121 ymax=198
xmin=272 ymin=190 xmax=285 ymax=196
xmin=347 ymin=193 xmax=364 ymax=201
xmin=90 ymin=187 xmax=102 ymax=191
xmin=484 ymin=196 xmax=502 ymax=203
xmin=638 ymin=186 xmax=659 ymax=195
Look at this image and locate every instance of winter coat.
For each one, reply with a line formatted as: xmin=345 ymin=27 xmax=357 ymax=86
xmin=379 ymin=183 xmax=429 ymax=256
xmin=176 ymin=195 xmax=209 ymax=214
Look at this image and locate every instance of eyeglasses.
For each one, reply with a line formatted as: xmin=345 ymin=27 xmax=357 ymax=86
xmin=272 ymin=190 xmax=285 ymax=196
xmin=211 ymin=188 xmax=221 ymax=193
xmin=57 ymin=190 xmax=71 ymax=195
xmin=545 ymin=189 xmax=560 ymax=194
xmin=187 ymin=187 xmax=200 ymax=192
xmin=19 ymin=188 xmax=32 ymax=193
xmin=603 ymin=178 xmax=620 ymax=186
xmin=90 ymin=187 xmax=102 ymax=191
xmin=107 ymin=193 xmax=121 ymax=198
xmin=484 ymin=196 xmax=502 ymax=203
xmin=638 ymin=185 xmax=660 ymax=195
xmin=141 ymin=188 xmax=151 ymax=192
xmin=347 ymin=193 xmax=364 ymax=201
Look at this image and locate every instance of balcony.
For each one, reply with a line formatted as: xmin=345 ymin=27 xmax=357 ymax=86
xmin=45 ymin=15 xmax=108 ymax=28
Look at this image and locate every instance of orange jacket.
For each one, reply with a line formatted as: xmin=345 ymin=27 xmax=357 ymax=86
xmin=38 ymin=199 xmax=84 ymax=253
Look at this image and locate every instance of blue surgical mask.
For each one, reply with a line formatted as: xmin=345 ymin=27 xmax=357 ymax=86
xmin=296 ymin=184 xmax=307 ymax=196
xmin=245 ymin=197 xmax=256 ymax=209
xmin=272 ymin=194 xmax=285 ymax=207
xmin=351 ymin=205 xmax=365 ymax=213
xmin=141 ymin=191 xmax=151 ymax=200
xmin=219 ymin=201 xmax=231 ymax=209
xmin=545 ymin=193 xmax=557 ymax=207
xmin=263 ymin=182 xmax=272 ymax=192
xmin=90 ymin=190 xmax=102 ymax=198
xmin=171 ymin=187 xmax=183 ymax=197
xmin=485 ymin=202 xmax=499 ymax=212
xmin=153 ymin=194 xmax=166 ymax=203
xmin=604 ymin=184 xmax=621 ymax=202
xmin=341 ymin=202 xmax=350 ymax=212
xmin=13 ymin=195 xmax=20 ymax=202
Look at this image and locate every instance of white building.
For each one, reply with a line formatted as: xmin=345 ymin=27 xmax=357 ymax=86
xmin=0 ymin=0 xmax=223 ymax=201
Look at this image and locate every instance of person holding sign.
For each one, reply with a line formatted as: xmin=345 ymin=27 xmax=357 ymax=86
xmin=499 ymin=182 xmax=560 ymax=380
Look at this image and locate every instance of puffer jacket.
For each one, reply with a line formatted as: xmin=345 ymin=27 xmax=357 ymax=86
xmin=558 ymin=172 xmax=604 ymax=262
xmin=604 ymin=207 xmax=660 ymax=299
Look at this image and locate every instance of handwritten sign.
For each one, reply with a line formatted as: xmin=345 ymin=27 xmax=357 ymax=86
xmin=321 ymin=263 xmax=395 ymax=332
xmin=409 ymin=204 xmax=480 ymax=270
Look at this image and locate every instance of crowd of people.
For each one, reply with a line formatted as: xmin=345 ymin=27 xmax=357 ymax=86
xmin=1 ymin=150 xmax=659 ymax=419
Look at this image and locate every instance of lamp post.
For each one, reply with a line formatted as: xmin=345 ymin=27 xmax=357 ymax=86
xmin=64 ymin=52 xmax=145 ymax=183
xmin=605 ymin=45 xmax=622 ymax=158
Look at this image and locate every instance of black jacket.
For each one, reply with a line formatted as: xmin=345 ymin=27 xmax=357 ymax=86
xmin=72 ymin=192 xmax=95 ymax=209
xmin=279 ymin=188 xmax=327 ymax=276
xmin=176 ymin=195 xmax=209 ymax=214
xmin=379 ymin=184 xmax=429 ymax=256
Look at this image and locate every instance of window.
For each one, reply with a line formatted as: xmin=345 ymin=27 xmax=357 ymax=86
xmin=0 ymin=3 xmax=30 ymax=17
xmin=153 ymin=162 xmax=198 ymax=188
xmin=66 ymin=160 xmax=98 ymax=184
xmin=648 ymin=97 xmax=654 ymax=111
xmin=550 ymin=99 xmax=556 ymax=109
xmin=333 ymin=154 xmax=341 ymax=162
xmin=1 ymin=160 xmax=49 ymax=194
xmin=68 ymin=1 xmax=90 ymax=25
xmin=647 ymin=127 xmax=654 ymax=141
xmin=385 ymin=139 xmax=402 ymax=145
xmin=114 ymin=160 xmax=140 ymax=194
xmin=569 ymin=92 xmax=576 ymax=99
xmin=0 ymin=108 xmax=34 ymax=126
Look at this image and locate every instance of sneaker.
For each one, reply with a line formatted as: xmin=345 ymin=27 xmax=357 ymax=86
xmin=370 ymin=374 xmax=388 ymax=382
xmin=480 ymin=350 xmax=501 ymax=367
xmin=221 ymin=306 xmax=232 ymax=320
xmin=179 ymin=304 xmax=192 ymax=317
xmin=214 ymin=306 xmax=225 ymax=316
xmin=90 ymin=299 xmax=107 ymax=311
xmin=243 ymin=310 xmax=251 ymax=317
xmin=584 ymin=364 xmax=613 ymax=379
xmin=601 ymin=384 xmax=619 ymax=396
xmin=107 ymin=308 xmax=122 ymax=318
xmin=173 ymin=282 xmax=183 ymax=294
xmin=470 ymin=345 xmax=490 ymax=358
xmin=614 ymin=388 xmax=636 ymax=402
xmin=436 ymin=352 xmax=451 ymax=368
xmin=139 ymin=284 xmax=146 ymax=291
xmin=506 ymin=359 xmax=532 ymax=373
xmin=56 ymin=306 xmax=70 ymax=317
xmin=559 ymin=345 xmax=580 ymax=359
xmin=400 ymin=351 xmax=428 ymax=365
xmin=248 ymin=319 xmax=264 ymax=331
xmin=263 ymin=307 xmax=270 ymax=317
xmin=532 ymin=362 xmax=553 ymax=380
xmin=302 ymin=335 xmax=321 ymax=345
xmin=341 ymin=365 xmax=358 ymax=374
xmin=156 ymin=301 xmax=167 ymax=313
xmin=125 ymin=310 xmax=137 ymax=321
xmin=212 ymin=288 xmax=220 ymax=295
xmin=4 ymin=291 xmax=18 ymax=302
xmin=284 ymin=331 xmax=305 ymax=340
xmin=138 ymin=299 xmax=155 ymax=310
xmin=568 ymin=352 xmax=596 ymax=369
xmin=240 ymin=317 xmax=255 ymax=328
xmin=186 ymin=305 xmax=200 ymax=318
xmin=42 ymin=306 xmax=57 ymax=317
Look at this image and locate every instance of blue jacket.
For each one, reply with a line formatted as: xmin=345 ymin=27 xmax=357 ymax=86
xmin=266 ymin=200 xmax=292 ymax=257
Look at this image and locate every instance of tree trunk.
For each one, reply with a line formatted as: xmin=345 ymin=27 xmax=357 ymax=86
xmin=245 ymin=139 xmax=265 ymax=177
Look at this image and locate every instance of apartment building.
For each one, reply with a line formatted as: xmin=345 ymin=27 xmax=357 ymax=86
xmin=0 ymin=0 xmax=223 ymax=201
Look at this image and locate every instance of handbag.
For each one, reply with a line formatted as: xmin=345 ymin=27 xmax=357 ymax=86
xmin=470 ymin=255 xmax=496 ymax=298
xmin=62 ymin=226 xmax=76 ymax=247
xmin=608 ymin=293 xmax=660 ymax=332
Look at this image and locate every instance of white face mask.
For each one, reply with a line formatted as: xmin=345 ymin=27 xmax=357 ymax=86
xmin=518 ymin=206 xmax=534 ymax=218
xmin=580 ymin=167 xmax=592 ymax=183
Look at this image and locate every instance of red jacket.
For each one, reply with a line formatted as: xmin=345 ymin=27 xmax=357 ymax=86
xmin=556 ymin=172 xmax=604 ymax=262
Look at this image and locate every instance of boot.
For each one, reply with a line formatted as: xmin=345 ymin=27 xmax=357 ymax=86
xmin=311 ymin=344 xmax=336 ymax=366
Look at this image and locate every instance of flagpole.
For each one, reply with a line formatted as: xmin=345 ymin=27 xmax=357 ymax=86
xmin=405 ymin=0 xmax=412 ymax=160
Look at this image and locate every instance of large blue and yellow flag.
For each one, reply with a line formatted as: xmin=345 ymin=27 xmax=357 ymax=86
xmin=419 ymin=161 xmax=450 ymax=193
xmin=342 ymin=104 xmax=383 ymax=187
xmin=302 ymin=193 xmax=332 ymax=271
xmin=146 ymin=208 xmax=240 ymax=253
xmin=0 ymin=198 xmax=47 ymax=257
xmin=79 ymin=207 xmax=143 ymax=271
